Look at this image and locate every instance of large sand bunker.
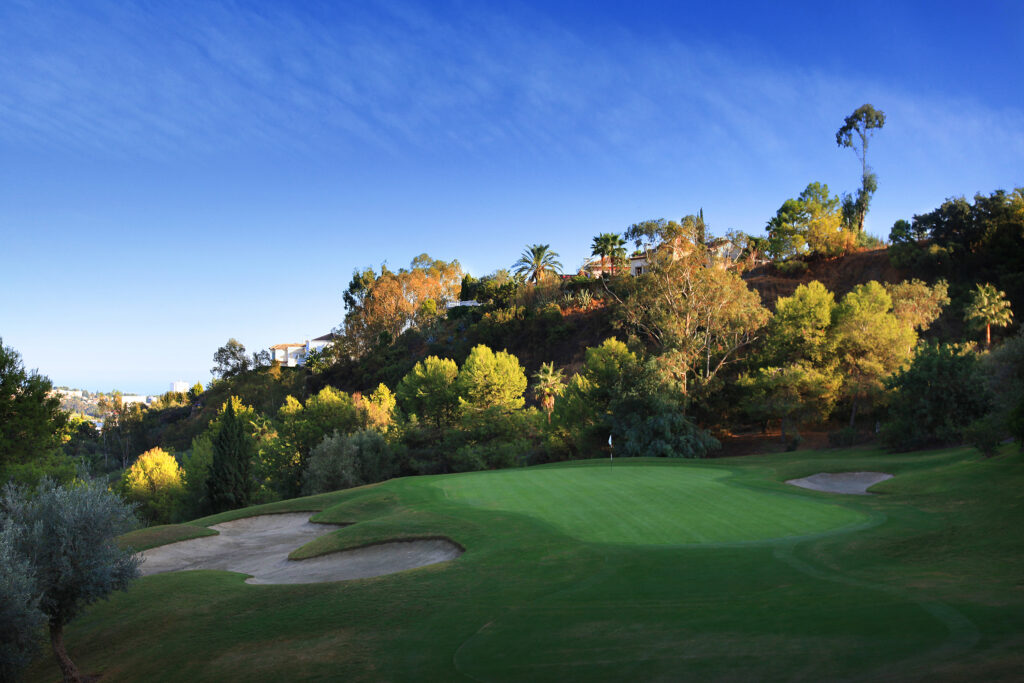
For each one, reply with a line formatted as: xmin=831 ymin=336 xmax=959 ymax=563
xmin=141 ymin=512 xmax=461 ymax=584
xmin=786 ymin=471 xmax=893 ymax=495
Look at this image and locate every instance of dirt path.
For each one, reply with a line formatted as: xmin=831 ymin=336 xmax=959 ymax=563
xmin=786 ymin=472 xmax=893 ymax=495
xmin=141 ymin=512 xmax=461 ymax=584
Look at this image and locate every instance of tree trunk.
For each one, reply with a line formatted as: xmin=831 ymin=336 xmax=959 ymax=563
xmin=50 ymin=621 xmax=82 ymax=683
xmin=849 ymin=399 xmax=858 ymax=429
xmin=986 ymin=323 xmax=991 ymax=348
xmin=779 ymin=418 xmax=787 ymax=445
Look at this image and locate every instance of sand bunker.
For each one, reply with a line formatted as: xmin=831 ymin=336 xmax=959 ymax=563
xmin=141 ymin=512 xmax=461 ymax=584
xmin=786 ymin=472 xmax=893 ymax=495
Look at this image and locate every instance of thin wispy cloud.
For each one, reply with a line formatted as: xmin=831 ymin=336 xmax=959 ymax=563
xmin=2 ymin=0 xmax=1019 ymax=177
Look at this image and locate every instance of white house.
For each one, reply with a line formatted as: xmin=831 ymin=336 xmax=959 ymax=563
xmin=269 ymin=333 xmax=338 ymax=367
xmin=269 ymin=342 xmax=307 ymax=367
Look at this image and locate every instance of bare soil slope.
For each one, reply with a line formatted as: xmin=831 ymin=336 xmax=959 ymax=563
xmin=744 ymin=247 xmax=904 ymax=309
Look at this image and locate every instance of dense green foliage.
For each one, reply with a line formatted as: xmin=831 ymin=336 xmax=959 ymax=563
xmin=119 ymin=447 xmax=186 ymax=525
xmin=13 ymin=183 xmax=1017 ymax=531
xmin=302 ymin=429 xmax=399 ymax=495
xmin=881 ymin=343 xmax=990 ymax=451
xmin=0 ymin=339 xmax=71 ymax=485
xmin=0 ymin=519 xmax=44 ymax=681
xmin=889 ymin=188 xmax=1024 ymax=339
xmin=3 ymin=479 xmax=139 ymax=682
xmin=205 ymin=400 xmax=256 ymax=513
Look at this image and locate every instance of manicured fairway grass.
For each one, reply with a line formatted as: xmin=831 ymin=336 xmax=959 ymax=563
xmin=434 ymin=465 xmax=866 ymax=544
xmin=28 ymin=446 xmax=1024 ymax=681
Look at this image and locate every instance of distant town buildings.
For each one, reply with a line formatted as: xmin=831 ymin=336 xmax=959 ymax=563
xmin=170 ymin=380 xmax=190 ymax=393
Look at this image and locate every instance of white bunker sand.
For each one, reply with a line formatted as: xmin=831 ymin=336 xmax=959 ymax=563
xmin=140 ymin=512 xmax=461 ymax=585
xmin=787 ymin=471 xmax=893 ymax=495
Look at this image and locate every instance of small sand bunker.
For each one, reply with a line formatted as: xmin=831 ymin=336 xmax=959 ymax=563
xmin=141 ymin=512 xmax=461 ymax=584
xmin=786 ymin=471 xmax=893 ymax=495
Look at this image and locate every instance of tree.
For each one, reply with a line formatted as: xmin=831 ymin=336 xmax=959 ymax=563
xmin=0 ymin=339 xmax=69 ymax=483
xmin=356 ymin=383 xmax=397 ymax=433
xmin=982 ymin=330 xmax=1024 ymax=448
xmin=120 ymin=447 xmax=185 ymax=524
xmin=885 ymin=279 xmax=950 ymax=331
xmin=739 ymin=363 xmax=842 ymax=447
xmin=590 ymin=233 xmax=627 ymax=276
xmin=836 ymin=103 xmax=886 ymax=233
xmin=831 ymin=281 xmax=917 ymax=426
xmin=613 ymin=223 xmax=770 ymax=404
xmin=881 ymin=343 xmax=990 ymax=451
xmin=512 ymin=244 xmax=562 ymax=284
xmin=211 ymin=338 xmax=251 ymax=379
xmin=302 ymin=429 xmax=397 ymax=495
xmin=761 ymin=281 xmax=837 ymax=368
xmin=532 ymin=362 xmax=565 ymax=423
xmin=551 ymin=338 xmax=638 ymax=452
xmin=964 ymin=283 xmax=1013 ymax=348
xmin=0 ymin=519 xmax=44 ymax=682
xmin=2 ymin=479 xmax=139 ymax=683
xmin=206 ymin=399 xmax=256 ymax=513
xmin=396 ymin=356 xmax=460 ymax=429
xmin=97 ymin=392 xmax=145 ymax=470
xmin=188 ymin=382 xmax=205 ymax=401
xmin=551 ymin=339 xmax=717 ymax=459
xmin=766 ymin=183 xmax=851 ymax=260
xmin=766 ymin=197 xmax=808 ymax=260
xmin=455 ymin=344 xmax=528 ymax=413
xmin=342 ymin=255 xmax=462 ymax=357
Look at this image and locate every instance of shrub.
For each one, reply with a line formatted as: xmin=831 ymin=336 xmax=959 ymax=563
xmin=120 ymin=447 xmax=185 ymax=524
xmin=449 ymin=439 xmax=528 ymax=472
xmin=303 ymin=430 xmax=398 ymax=495
xmin=828 ymin=426 xmax=862 ymax=448
xmin=963 ymin=416 xmax=1003 ymax=458
xmin=609 ymin=393 xmax=719 ymax=458
xmin=776 ymin=260 xmax=809 ymax=276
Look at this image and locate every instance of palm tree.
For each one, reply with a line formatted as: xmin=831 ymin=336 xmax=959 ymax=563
xmin=533 ymin=362 xmax=565 ymax=423
xmin=964 ymin=283 xmax=1014 ymax=348
xmin=513 ymin=244 xmax=562 ymax=285
xmin=590 ymin=233 xmax=627 ymax=276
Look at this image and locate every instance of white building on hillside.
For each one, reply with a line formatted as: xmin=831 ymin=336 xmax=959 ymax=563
xmin=269 ymin=333 xmax=338 ymax=367
xmin=170 ymin=380 xmax=190 ymax=393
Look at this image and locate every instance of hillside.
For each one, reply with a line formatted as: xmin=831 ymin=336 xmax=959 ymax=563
xmin=744 ymin=247 xmax=905 ymax=309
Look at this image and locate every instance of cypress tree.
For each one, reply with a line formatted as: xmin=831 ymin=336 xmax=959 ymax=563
xmin=206 ymin=399 xmax=254 ymax=513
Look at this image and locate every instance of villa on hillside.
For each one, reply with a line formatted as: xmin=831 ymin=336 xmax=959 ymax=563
xmin=582 ymin=236 xmax=741 ymax=278
xmin=269 ymin=333 xmax=337 ymax=367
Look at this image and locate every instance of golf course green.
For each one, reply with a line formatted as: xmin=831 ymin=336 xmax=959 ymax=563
xmin=433 ymin=464 xmax=866 ymax=544
xmin=30 ymin=445 xmax=1024 ymax=681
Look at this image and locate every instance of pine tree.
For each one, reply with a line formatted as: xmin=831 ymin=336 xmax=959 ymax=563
xmin=206 ymin=399 xmax=254 ymax=513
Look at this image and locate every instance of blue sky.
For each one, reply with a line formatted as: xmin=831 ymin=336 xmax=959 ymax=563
xmin=1 ymin=0 xmax=1021 ymax=393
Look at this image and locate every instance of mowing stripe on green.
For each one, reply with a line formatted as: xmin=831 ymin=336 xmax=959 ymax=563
xmin=433 ymin=464 xmax=866 ymax=545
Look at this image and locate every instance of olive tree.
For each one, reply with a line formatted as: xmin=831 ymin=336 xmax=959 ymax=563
xmin=0 ymin=519 xmax=44 ymax=682
xmin=1 ymin=479 xmax=140 ymax=683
